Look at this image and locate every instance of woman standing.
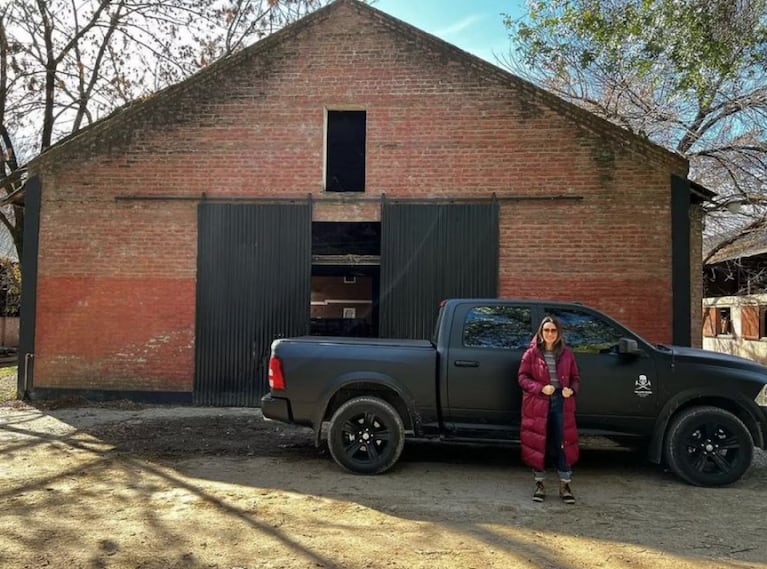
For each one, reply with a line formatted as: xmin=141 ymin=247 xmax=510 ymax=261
xmin=518 ymin=316 xmax=580 ymax=504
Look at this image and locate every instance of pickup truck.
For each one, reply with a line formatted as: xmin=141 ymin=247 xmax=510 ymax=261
xmin=261 ymin=299 xmax=767 ymax=486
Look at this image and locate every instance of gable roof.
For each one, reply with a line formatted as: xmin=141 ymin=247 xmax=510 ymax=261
xmin=705 ymin=219 xmax=767 ymax=264
xmin=27 ymin=0 xmax=687 ymax=172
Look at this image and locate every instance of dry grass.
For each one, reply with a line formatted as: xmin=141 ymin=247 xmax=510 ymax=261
xmin=0 ymin=366 xmax=17 ymax=403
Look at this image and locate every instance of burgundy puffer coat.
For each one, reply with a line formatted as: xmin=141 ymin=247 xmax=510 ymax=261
xmin=517 ymin=339 xmax=581 ymax=471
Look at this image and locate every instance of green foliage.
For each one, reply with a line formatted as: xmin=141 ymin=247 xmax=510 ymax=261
xmin=507 ymin=0 xmax=767 ymax=105
xmin=0 ymin=259 xmax=20 ymax=317
xmin=504 ymin=0 xmax=767 ymax=234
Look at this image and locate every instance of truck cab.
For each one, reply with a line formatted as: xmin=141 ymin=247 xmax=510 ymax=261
xmin=440 ymin=300 xmax=659 ymax=439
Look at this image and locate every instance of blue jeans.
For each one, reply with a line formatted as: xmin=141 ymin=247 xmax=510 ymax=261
xmin=533 ymin=392 xmax=572 ymax=482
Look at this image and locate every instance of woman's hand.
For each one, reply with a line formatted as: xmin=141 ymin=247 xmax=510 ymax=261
xmin=562 ymin=387 xmax=574 ymax=398
xmin=541 ymin=385 xmax=556 ymax=396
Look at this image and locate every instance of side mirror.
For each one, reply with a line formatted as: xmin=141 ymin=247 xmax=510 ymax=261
xmin=618 ymin=338 xmax=640 ymax=355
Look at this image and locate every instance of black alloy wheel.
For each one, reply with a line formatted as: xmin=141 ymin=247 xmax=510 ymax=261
xmin=327 ymin=396 xmax=405 ymax=474
xmin=665 ymin=406 xmax=754 ymax=487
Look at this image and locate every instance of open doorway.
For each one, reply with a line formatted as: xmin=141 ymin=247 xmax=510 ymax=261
xmin=311 ymin=222 xmax=380 ymax=337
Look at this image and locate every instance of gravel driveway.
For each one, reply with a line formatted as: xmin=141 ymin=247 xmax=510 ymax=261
xmin=1 ymin=393 xmax=765 ymax=569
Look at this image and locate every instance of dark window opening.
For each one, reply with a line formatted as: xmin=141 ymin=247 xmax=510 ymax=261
xmin=718 ymin=307 xmax=732 ymax=335
xmin=761 ymin=307 xmax=767 ymax=338
xmin=312 ymin=222 xmax=380 ymax=255
xmin=311 ymin=222 xmax=381 ymax=337
xmin=326 ymin=110 xmax=366 ymax=192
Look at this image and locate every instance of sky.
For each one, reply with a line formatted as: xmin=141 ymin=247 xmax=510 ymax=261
xmin=373 ymin=0 xmax=526 ymax=67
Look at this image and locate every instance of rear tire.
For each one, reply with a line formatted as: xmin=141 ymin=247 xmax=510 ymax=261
xmin=327 ymin=396 xmax=405 ymax=475
xmin=665 ymin=406 xmax=753 ymax=486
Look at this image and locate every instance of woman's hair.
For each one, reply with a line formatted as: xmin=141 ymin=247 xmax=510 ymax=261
xmin=535 ymin=315 xmax=566 ymax=355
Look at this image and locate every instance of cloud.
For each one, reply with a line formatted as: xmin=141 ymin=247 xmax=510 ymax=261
xmin=433 ymin=14 xmax=484 ymax=38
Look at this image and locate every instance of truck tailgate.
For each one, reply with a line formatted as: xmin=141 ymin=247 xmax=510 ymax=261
xmin=269 ymin=337 xmax=437 ymax=426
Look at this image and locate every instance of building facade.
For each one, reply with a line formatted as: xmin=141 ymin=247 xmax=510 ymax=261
xmin=19 ymin=0 xmax=703 ymax=404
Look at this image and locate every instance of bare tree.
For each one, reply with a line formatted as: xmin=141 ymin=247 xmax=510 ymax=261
xmin=502 ymin=0 xmax=767 ymax=252
xmin=0 ymin=0 xmax=333 ymax=261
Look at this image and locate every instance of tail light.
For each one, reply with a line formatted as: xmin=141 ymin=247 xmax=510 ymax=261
xmin=268 ymin=356 xmax=286 ymax=390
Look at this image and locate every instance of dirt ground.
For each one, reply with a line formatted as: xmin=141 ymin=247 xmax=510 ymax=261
xmin=1 ymin=375 xmax=766 ymax=569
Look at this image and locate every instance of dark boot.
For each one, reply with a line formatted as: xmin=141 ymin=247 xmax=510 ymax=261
xmin=559 ymin=481 xmax=575 ymax=504
xmin=533 ymin=481 xmax=545 ymax=502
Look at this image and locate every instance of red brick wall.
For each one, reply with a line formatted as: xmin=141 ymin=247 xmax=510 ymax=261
xmin=34 ymin=199 xmax=197 ymax=390
xmin=497 ymin=164 xmax=676 ymax=342
xmin=32 ymin=2 xmax=688 ymax=391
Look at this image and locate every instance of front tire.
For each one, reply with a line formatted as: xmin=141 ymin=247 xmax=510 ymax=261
xmin=327 ymin=396 xmax=405 ymax=475
xmin=665 ymin=406 xmax=753 ymax=486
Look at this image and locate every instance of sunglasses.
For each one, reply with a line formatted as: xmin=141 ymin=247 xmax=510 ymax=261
xmin=542 ymin=327 xmax=558 ymax=333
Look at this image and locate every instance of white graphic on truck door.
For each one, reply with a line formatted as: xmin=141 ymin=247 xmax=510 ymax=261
xmin=634 ymin=375 xmax=652 ymax=397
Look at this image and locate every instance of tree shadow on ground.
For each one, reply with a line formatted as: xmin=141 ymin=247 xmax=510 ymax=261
xmin=2 ymin=403 xmax=764 ymax=569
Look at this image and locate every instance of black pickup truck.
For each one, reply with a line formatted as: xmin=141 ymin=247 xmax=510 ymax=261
xmin=261 ymin=299 xmax=767 ymax=486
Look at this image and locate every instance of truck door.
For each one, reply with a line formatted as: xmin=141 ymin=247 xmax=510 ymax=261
xmin=443 ymin=302 xmax=534 ymax=438
xmin=542 ymin=306 xmax=659 ymax=434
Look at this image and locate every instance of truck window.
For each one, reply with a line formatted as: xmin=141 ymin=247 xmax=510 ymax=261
xmin=544 ymin=307 xmax=624 ymax=354
xmin=463 ymin=305 xmax=532 ymax=349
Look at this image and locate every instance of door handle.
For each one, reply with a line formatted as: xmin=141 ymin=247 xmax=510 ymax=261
xmin=454 ymin=360 xmax=479 ymax=367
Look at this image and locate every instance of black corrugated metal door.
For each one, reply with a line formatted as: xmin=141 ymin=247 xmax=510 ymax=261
xmin=379 ymin=201 xmax=498 ymax=339
xmin=195 ymin=202 xmax=311 ymax=406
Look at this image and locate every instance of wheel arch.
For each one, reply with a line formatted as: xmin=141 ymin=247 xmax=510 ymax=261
xmin=311 ymin=374 xmax=417 ymax=445
xmin=648 ymin=391 xmax=765 ymax=464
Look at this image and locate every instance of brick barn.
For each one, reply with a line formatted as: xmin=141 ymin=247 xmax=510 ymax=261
xmin=16 ymin=0 xmax=709 ymax=405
